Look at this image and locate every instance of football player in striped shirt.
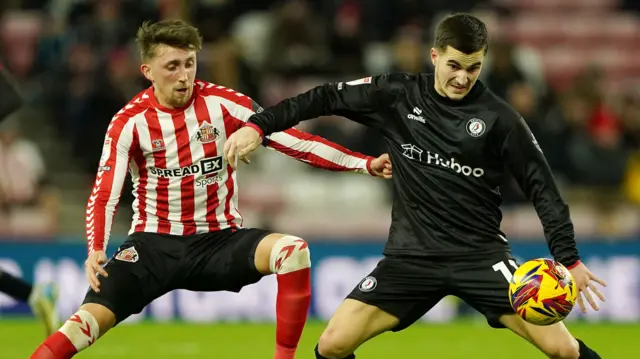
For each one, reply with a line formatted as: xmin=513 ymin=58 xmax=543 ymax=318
xmin=30 ymin=19 xmax=392 ymax=359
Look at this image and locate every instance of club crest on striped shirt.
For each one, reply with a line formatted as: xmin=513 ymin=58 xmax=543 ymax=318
xmin=151 ymin=139 xmax=165 ymax=152
xmin=115 ymin=246 xmax=139 ymax=263
xmin=194 ymin=122 xmax=220 ymax=143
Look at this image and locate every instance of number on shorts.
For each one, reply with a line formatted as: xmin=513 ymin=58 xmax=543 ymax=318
xmin=492 ymin=260 xmax=518 ymax=282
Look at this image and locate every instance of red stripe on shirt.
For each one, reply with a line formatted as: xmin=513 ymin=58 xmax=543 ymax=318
xmin=193 ymin=95 xmax=222 ymax=231
xmin=132 ymin=126 xmax=149 ymax=233
xmin=145 ymin=109 xmax=171 ymax=234
xmin=171 ymin=111 xmax=197 ymax=235
xmin=221 ymin=104 xmax=243 ymax=230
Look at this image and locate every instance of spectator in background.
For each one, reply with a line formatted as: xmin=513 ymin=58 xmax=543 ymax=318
xmin=0 ymin=118 xmax=58 ymax=236
xmin=48 ymin=42 xmax=97 ymax=146
xmin=49 ymin=43 xmax=127 ymax=172
xmin=0 ymin=11 xmax=42 ymax=82
xmin=620 ymin=90 xmax=640 ymax=204
xmin=574 ymin=66 xmax=621 ymax=142
xmin=621 ymin=0 xmax=640 ymax=13
xmin=194 ymin=5 xmax=259 ymax=100
xmin=625 ymin=152 xmax=640 ymax=204
xmin=390 ymin=25 xmax=427 ymax=74
xmin=561 ymin=91 xmax=629 ymax=187
xmin=265 ymin=0 xmax=329 ymax=75
xmin=508 ymin=82 xmax=568 ymax=175
xmin=620 ymin=90 xmax=640 ymax=150
xmin=484 ymin=40 xmax=525 ymax=100
xmin=562 ymin=67 xmax=629 ymax=188
xmin=558 ymin=89 xmax=630 ymax=232
xmin=328 ymin=0 xmax=366 ymax=76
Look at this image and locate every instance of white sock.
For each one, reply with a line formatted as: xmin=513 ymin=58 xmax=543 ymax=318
xmin=269 ymin=236 xmax=311 ymax=274
xmin=59 ymin=310 xmax=100 ymax=350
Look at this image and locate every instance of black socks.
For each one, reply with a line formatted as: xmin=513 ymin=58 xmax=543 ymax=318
xmin=577 ymin=338 xmax=601 ymax=359
xmin=0 ymin=269 xmax=33 ymax=302
xmin=314 ymin=344 xmax=355 ymax=359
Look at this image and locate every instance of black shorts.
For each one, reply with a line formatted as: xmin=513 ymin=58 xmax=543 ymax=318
xmin=83 ymin=228 xmax=272 ymax=324
xmin=347 ymin=253 xmax=519 ymax=331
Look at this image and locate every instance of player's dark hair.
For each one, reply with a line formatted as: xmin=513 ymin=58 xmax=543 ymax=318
xmin=434 ymin=13 xmax=488 ymax=54
xmin=135 ymin=19 xmax=203 ymax=61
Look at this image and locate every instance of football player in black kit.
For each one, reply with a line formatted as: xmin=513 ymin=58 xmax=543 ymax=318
xmin=225 ymin=13 xmax=606 ymax=359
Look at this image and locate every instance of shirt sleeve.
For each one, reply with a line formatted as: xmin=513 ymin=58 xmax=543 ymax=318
xmin=499 ymin=114 xmax=580 ymax=268
xmin=265 ymin=127 xmax=374 ymax=175
xmin=86 ymin=116 xmax=137 ymax=255
xmin=246 ymin=73 xmax=408 ymax=137
xmin=240 ymin=99 xmax=375 ymax=175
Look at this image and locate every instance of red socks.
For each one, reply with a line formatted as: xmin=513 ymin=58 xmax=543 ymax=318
xmin=30 ymin=269 xmax=311 ymax=359
xmin=31 ymin=310 xmax=98 ymax=359
xmin=31 ymin=332 xmax=78 ymax=359
xmin=274 ymin=268 xmax=312 ymax=359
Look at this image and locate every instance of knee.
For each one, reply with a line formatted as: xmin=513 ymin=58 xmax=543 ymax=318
xmin=77 ymin=303 xmax=116 ymax=337
xmin=317 ymin=328 xmax=354 ymax=359
xmin=545 ymin=339 xmax=580 ymax=359
xmin=270 ymin=236 xmax=311 ymax=274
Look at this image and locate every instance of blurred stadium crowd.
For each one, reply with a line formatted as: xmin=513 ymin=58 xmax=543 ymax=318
xmin=0 ymin=0 xmax=638 ymax=240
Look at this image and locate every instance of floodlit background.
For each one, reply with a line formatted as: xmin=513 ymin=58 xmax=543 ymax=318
xmin=0 ymin=0 xmax=638 ymax=358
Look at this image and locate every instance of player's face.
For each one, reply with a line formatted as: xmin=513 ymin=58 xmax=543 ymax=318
xmin=141 ymin=45 xmax=197 ymax=109
xmin=430 ymin=46 xmax=484 ymax=101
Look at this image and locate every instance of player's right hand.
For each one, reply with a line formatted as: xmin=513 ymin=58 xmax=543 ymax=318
xmin=85 ymin=250 xmax=109 ymax=293
xmin=568 ymin=261 xmax=607 ymax=313
xmin=370 ymin=153 xmax=393 ymax=179
xmin=224 ymin=126 xmax=262 ymax=169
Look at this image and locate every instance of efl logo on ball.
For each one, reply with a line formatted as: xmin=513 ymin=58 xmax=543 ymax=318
xmin=508 ymin=258 xmax=577 ymax=326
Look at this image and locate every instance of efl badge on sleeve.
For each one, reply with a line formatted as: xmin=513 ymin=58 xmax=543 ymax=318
xmin=346 ymin=77 xmax=372 ymax=86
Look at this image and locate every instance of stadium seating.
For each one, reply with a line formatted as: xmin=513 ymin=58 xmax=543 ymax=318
xmin=494 ymin=0 xmax=640 ymax=91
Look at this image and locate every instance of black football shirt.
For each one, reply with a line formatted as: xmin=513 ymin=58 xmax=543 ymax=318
xmin=248 ymin=73 xmax=580 ymax=267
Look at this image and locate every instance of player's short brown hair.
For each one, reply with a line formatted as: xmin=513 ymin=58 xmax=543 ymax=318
xmin=135 ymin=19 xmax=203 ymax=61
xmin=434 ymin=13 xmax=488 ymax=55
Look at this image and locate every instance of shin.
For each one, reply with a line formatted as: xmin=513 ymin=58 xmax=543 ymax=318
xmin=270 ymin=235 xmax=312 ymax=359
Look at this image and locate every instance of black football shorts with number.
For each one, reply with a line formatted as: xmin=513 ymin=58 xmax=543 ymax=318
xmin=83 ymin=228 xmax=271 ymax=324
xmin=347 ymin=252 xmax=520 ymax=331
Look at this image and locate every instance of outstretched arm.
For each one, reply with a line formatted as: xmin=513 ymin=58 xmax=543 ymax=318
xmin=501 ymin=115 xmax=577 ymax=268
xmin=265 ymin=127 xmax=374 ymax=175
xmin=500 ymin=114 xmax=606 ymax=313
xmin=224 ymin=73 xmax=409 ymax=166
xmin=219 ymin=91 xmax=392 ymax=177
xmin=246 ymin=75 xmax=401 ymax=137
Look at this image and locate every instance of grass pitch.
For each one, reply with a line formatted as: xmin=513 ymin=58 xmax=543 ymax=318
xmin=1 ymin=319 xmax=635 ymax=358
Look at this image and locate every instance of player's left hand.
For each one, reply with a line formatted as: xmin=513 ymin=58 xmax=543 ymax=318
xmin=224 ymin=126 xmax=262 ymax=169
xmin=568 ymin=261 xmax=607 ymax=313
xmin=369 ymin=153 xmax=392 ymax=179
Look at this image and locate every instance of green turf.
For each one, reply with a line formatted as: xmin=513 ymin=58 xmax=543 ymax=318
xmin=2 ymin=319 xmax=635 ymax=358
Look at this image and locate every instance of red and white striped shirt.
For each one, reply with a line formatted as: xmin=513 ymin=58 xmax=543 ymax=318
xmin=86 ymin=80 xmax=375 ymax=254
